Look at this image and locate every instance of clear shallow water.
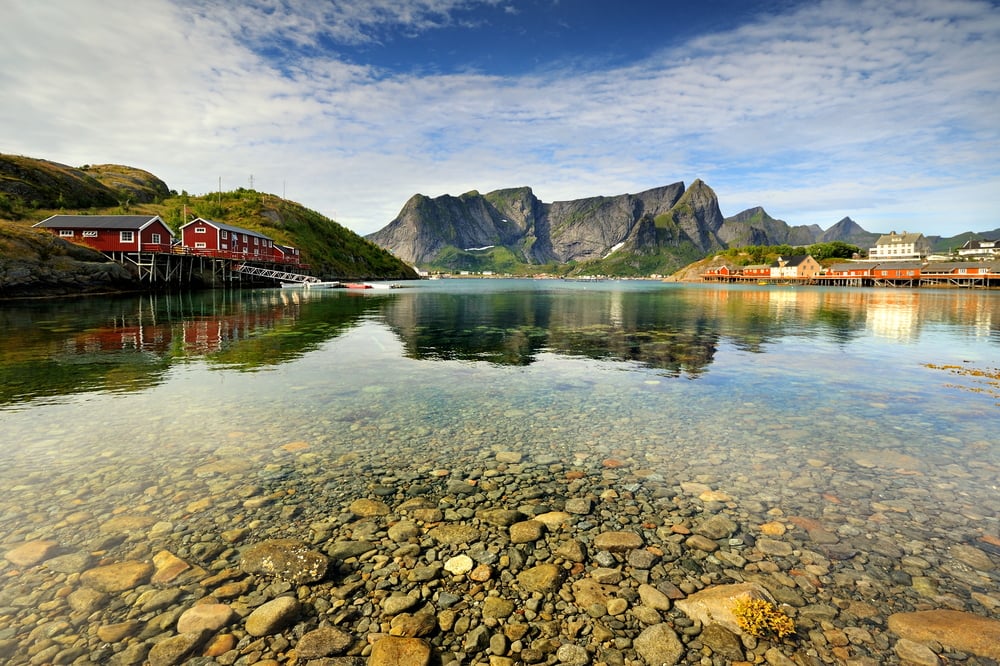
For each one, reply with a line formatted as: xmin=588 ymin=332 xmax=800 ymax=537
xmin=2 ymin=280 xmax=998 ymax=503
xmin=1 ymin=280 xmax=998 ymax=661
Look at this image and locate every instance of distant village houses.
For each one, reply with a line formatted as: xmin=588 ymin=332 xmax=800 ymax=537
xmin=957 ymin=238 xmax=999 ymax=259
xmin=772 ymin=255 xmax=822 ymax=279
xmin=703 ymin=249 xmax=999 ymax=288
xmin=703 ymin=255 xmax=821 ymax=281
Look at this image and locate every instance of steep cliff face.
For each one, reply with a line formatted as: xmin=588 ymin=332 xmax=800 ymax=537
xmin=657 ymin=179 xmax=725 ymax=252
xmin=546 ymin=182 xmax=686 ymax=262
xmin=720 ymin=206 xmax=821 ymax=247
xmin=367 ymin=182 xmax=692 ymax=267
xmin=367 ymin=189 xmax=545 ymax=265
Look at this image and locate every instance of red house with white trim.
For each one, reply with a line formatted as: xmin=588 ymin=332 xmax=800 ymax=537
xmin=34 ymin=215 xmax=174 ymax=253
xmin=179 ymin=217 xmax=281 ymax=261
xmin=826 ymin=262 xmax=879 ymax=278
xmin=742 ymin=264 xmax=771 ymax=278
xmin=274 ymin=243 xmax=302 ymax=265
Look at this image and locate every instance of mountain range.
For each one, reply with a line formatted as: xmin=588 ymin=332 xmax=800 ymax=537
xmin=367 ymin=181 xmax=995 ymax=275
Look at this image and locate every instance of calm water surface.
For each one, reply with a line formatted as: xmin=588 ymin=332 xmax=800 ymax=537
xmin=1 ymin=279 xmax=998 ymax=660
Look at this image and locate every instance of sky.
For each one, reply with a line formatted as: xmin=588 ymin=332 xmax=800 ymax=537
xmin=2 ymin=0 xmax=999 ymax=238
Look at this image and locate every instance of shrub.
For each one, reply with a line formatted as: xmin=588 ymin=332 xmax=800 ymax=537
xmin=732 ymin=597 xmax=795 ymax=639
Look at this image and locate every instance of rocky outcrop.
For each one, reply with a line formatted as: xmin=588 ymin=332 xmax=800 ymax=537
xmin=0 ymin=223 xmax=141 ymax=299
xmin=819 ymin=216 xmax=878 ymax=247
xmin=0 ymin=154 xmax=169 ymax=209
xmin=367 ymin=181 xmax=710 ymax=267
xmin=720 ymin=206 xmax=820 ymax=247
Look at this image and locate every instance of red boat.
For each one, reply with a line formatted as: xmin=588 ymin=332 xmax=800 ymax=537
xmin=345 ymin=283 xmax=372 ymax=289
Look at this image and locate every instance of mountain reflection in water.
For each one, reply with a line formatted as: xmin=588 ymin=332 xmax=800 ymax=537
xmin=0 ymin=281 xmax=996 ymax=409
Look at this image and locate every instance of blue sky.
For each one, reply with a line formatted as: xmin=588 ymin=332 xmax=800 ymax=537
xmin=2 ymin=0 xmax=999 ymax=237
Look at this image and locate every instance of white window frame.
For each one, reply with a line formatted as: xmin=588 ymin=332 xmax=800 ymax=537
xmin=120 ymin=231 xmax=134 ymax=243
xmin=151 ymin=233 xmax=161 ymax=244
xmin=221 ymin=230 xmax=228 ymax=239
xmin=82 ymin=230 xmax=98 ymax=238
xmin=195 ymin=242 xmax=207 ymax=249
xmin=195 ymin=227 xmax=206 ymax=233
xmin=59 ymin=229 xmax=74 ymax=237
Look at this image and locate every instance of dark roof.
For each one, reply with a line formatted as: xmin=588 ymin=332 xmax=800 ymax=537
xmin=772 ymin=254 xmax=814 ymax=267
xmin=875 ymin=232 xmax=926 ymax=244
xmin=829 ymin=262 xmax=878 ymax=271
xmin=960 ymin=239 xmax=998 ymax=250
xmin=875 ymin=261 xmax=923 ymax=270
xmin=34 ymin=215 xmax=169 ymax=232
xmin=923 ymin=261 xmax=997 ymax=273
xmin=183 ymin=217 xmax=273 ymax=241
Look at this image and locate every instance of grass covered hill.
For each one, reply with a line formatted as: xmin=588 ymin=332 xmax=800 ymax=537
xmin=0 ymin=153 xmax=417 ymax=282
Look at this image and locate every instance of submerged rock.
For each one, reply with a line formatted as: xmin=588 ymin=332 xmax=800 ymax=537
xmin=239 ymin=539 xmax=328 ymax=583
xmin=888 ymin=610 xmax=1000 ymax=659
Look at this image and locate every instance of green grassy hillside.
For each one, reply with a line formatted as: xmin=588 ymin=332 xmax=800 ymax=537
xmin=0 ymin=154 xmax=417 ymax=280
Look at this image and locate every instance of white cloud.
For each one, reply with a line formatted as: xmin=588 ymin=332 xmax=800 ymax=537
xmin=1 ymin=0 xmax=997 ymax=237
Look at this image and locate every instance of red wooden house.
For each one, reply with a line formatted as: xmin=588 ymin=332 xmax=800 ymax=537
xmin=873 ymin=262 xmax=922 ymax=280
xmin=34 ymin=215 xmax=174 ymax=253
xmin=826 ymin=262 xmax=879 ymax=278
xmin=179 ymin=218 xmax=281 ymax=261
xmin=742 ymin=264 xmax=771 ymax=278
xmin=274 ymin=243 xmax=303 ymax=265
xmin=702 ymin=265 xmax=738 ymax=278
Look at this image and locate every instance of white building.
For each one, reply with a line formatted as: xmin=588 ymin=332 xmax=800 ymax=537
xmin=957 ymin=239 xmax=999 ymax=259
xmin=868 ymin=231 xmax=931 ymax=261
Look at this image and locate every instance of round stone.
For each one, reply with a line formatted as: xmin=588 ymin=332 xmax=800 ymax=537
xmin=444 ymin=554 xmax=474 ymax=575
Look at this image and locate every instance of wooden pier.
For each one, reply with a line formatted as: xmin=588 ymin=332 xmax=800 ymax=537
xmin=102 ymin=250 xmax=314 ymax=287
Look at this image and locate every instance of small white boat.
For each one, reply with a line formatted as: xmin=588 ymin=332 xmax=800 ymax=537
xmin=364 ymin=282 xmax=402 ymax=290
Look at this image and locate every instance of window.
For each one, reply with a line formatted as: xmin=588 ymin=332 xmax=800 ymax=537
xmin=120 ymin=231 xmax=134 ymax=243
xmin=82 ymin=230 xmax=97 ymax=238
xmin=195 ymin=227 xmax=206 ymax=233
xmin=151 ymin=233 xmax=161 ymax=244
xmin=254 ymin=237 xmax=259 ymax=245
xmin=59 ymin=229 xmax=74 ymax=237
xmin=221 ymin=230 xmax=228 ymax=239
xmin=195 ymin=242 xmax=207 ymax=249
xmin=221 ymin=244 xmax=228 ymax=250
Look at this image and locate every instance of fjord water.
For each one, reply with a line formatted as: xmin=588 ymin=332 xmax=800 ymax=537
xmin=1 ymin=280 xmax=998 ymax=661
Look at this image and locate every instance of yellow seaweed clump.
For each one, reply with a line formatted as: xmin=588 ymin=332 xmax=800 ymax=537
xmin=732 ymin=597 xmax=796 ymax=640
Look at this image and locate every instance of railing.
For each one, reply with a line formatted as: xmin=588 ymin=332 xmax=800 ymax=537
xmin=169 ymin=246 xmax=304 ymax=266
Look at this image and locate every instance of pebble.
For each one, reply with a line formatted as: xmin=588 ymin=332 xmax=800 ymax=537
xmin=634 ymin=623 xmax=684 ymax=665
xmin=593 ymin=531 xmax=644 ymax=552
xmin=245 ymin=596 xmax=300 ymax=636
xmin=295 ymin=626 xmax=354 ymax=657
xmin=3 ymin=540 xmax=59 ymax=567
xmin=443 ymin=554 xmax=474 ymax=575
xmin=0 ymin=421 xmax=997 ymax=666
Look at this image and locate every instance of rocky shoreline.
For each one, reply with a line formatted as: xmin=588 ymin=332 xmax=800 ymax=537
xmin=2 ymin=448 xmax=999 ymax=666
